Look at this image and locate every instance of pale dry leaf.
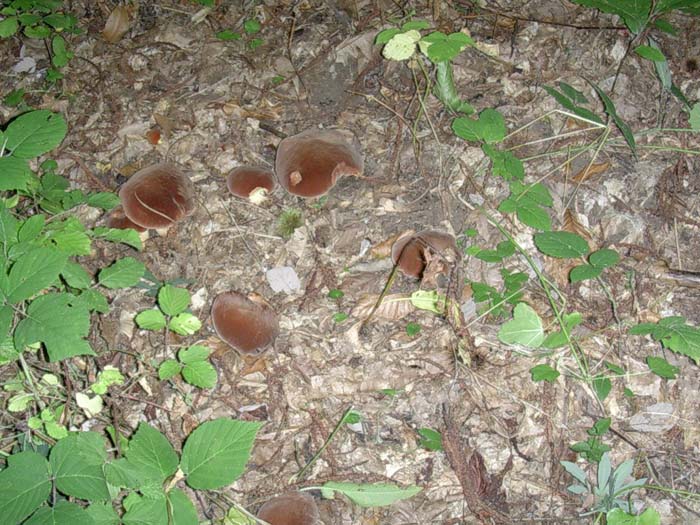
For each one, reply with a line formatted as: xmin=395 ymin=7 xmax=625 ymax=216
xmin=103 ymin=6 xmax=130 ymax=44
xmin=351 ymin=293 xmax=414 ymax=320
xmin=371 ymin=230 xmax=414 ymax=259
xmin=562 ymin=209 xmax=592 ymax=240
xmin=572 ymin=161 xmax=610 ymax=183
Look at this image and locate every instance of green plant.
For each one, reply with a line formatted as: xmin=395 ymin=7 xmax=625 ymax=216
xmin=0 ymin=0 xmax=81 ymax=83
xmin=276 ymin=208 xmax=303 ymax=239
xmin=630 ymin=316 xmax=700 ymax=365
xmin=215 ymin=17 xmax=263 ymax=50
xmin=571 ymin=418 xmax=612 ymax=463
xmin=561 ymin=452 xmax=647 ymax=517
xmin=158 ymin=344 xmax=217 ymax=389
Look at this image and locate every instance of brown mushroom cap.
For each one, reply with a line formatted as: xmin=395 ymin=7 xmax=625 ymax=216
xmin=106 ymin=205 xmax=146 ymax=232
xmin=275 ymin=129 xmax=363 ymax=198
xmin=257 ymin=492 xmax=320 ymax=525
xmin=211 ymin=292 xmax=279 ymax=354
xmin=226 ymin=166 xmax=276 ymax=200
xmin=118 ymin=162 xmax=195 ymax=229
xmin=391 ymin=229 xmax=459 ymax=279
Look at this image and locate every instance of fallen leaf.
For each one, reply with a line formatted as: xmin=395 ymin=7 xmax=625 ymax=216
xmin=351 ymin=293 xmax=414 ymax=320
xmin=572 ymin=161 xmax=610 ymax=183
xmin=103 ymin=6 xmax=130 ymax=44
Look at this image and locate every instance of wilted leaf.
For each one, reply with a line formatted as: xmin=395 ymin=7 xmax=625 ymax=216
xmin=103 ymin=6 xmax=130 ymax=43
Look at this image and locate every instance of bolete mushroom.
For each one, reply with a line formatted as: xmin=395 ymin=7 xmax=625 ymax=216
xmin=257 ymin=492 xmax=320 ymax=525
xmin=211 ymin=292 xmax=279 ymax=354
xmin=106 ymin=205 xmax=146 ymax=232
xmin=226 ymin=165 xmax=276 ymax=204
xmin=275 ymin=129 xmax=363 ymax=198
xmin=391 ymin=229 xmax=459 ymax=279
xmin=118 ymin=162 xmax=195 ymax=229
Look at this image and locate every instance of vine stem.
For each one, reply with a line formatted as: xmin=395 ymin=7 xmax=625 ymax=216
xmin=18 ymin=352 xmax=46 ymax=411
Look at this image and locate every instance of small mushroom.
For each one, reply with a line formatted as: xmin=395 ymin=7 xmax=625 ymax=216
xmin=275 ymin=129 xmax=363 ymax=198
xmin=211 ymin=292 xmax=279 ymax=354
xmin=226 ymin=166 xmax=276 ymax=204
xmin=118 ymin=162 xmax=195 ymax=229
xmin=257 ymin=492 xmax=320 ymax=525
xmin=106 ymin=205 xmax=146 ymax=232
xmin=391 ymin=229 xmax=459 ymax=279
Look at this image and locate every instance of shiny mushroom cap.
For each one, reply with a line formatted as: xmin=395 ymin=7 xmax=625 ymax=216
xmin=226 ymin=166 xmax=276 ymax=204
xmin=211 ymin=292 xmax=279 ymax=354
xmin=118 ymin=162 xmax=195 ymax=229
xmin=257 ymin=492 xmax=320 ymax=525
xmin=391 ymin=229 xmax=459 ymax=279
xmin=275 ymin=129 xmax=363 ymax=198
xmin=106 ymin=205 xmax=146 ymax=232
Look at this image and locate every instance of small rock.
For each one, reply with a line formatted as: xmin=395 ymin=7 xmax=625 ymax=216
xmin=628 ymin=402 xmax=675 ymax=433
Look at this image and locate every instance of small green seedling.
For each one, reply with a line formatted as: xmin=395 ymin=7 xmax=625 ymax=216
xmin=159 ymin=345 xmax=217 ymax=389
xmin=136 ymin=284 xmax=202 ymax=336
xmin=277 ymin=208 xmax=303 ymax=239
xmin=571 ymin=418 xmax=612 ymax=463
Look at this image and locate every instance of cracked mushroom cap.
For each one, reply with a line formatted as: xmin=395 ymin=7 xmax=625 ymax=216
xmin=391 ymin=229 xmax=459 ymax=279
xmin=118 ymin=162 xmax=195 ymax=229
xmin=257 ymin=492 xmax=320 ymax=525
xmin=226 ymin=165 xmax=276 ymax=203
xmin=275 ymin=129 xmax=363 ymax=198
xmin=106 ymin=205 xmax=146 ymax=232
xmin=211 ymin=292 xmax=279 ymax=354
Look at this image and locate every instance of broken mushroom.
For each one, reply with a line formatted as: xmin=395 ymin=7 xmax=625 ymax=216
xmin=118 ymin=162 xmax=195 ymax=229
xmin=275 ymin=129 xmax=363 ymax=198
xmin=226 ymin=165 xmax=276 ymax=204
xmin=211 ymin=291 xmax=279 ymax=354
xmin=106 ymin=205 xmax=146 ymax=232
xmin=391 ymin=229 xmax=459 ymax=279
xmin=257 ymin=492 xmax=320 ymax=525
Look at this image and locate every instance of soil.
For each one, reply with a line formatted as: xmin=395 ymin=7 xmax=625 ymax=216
xmin=2 ymin=1 xmax=700 ymax=523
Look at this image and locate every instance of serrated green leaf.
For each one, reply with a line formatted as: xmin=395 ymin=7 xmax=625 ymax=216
xmin=410 ymin=290 xmax=445 ymax=314
xmin=0 ymin=156 xmax=32 ymax=191
xmin=382 ymin=30 xmax=420 ymax=60
xmin=634 ymin=44 xmax=666 ymax=61
xmin=452 ymin=116 xmax=482 ymax=142
xmin=168 ymin=312 xmax=202 ymax=335
xmin=121 ymin=493 xmax=168 ymax=525
xmin=569 ymin=0 xmax=650 ymax=34
xmin=14 ymin=292 xmax=93 ymax=361
xmin=483 ymin=144 xmax=524 ymax=181
xmin=85 ymin=502 xmax=120 ymax=525
xmin=607 ymin=507 xmax=661 ymax=525
xmin=530 ymin=364 xmax=560 ymax=382
xmin=0 ymin=451 xmax=51 ymax=524
xmin=320 ymin=481 xmax=422 ymax=508
xmin=179 ymin=344 xmax=211 ymax=364
xmin=47 ymin=229 xmax=92 ymax=255
xmin=168 ymin=488 xmax=198 ymax=525
xmin=570 ymin=264 xmax=603 ymax=283
xmin=6 ymin=246 xmax=66 ymax=303
xmin=534 ymin=231 xmax=590 ymax=258
xmin=0 ymin=16 xmax=18 ymax=37
xmin=4 ymin=110 xmax=67 ymax=159
xmin=26 ymin=500 xmax=95 ymax=525
xmin=50 ymin=432 xmax=110 ymax=501
xmin=589 ymin=248 xmax=620 ymax=268
xmin=125 ymin=424 xmax=179 ymax=483
xmin=515 ymin=200 xmax=552 ymax=231
xmin=98 ymin=257 xmax=145 ymax=289
xmin=158 ymin=285 xmax=190 ymax=316
xmin=61 ymin=261 xmax=92 ymax=289
xmin=182 ymin=360 xmax=217 ymax=389
xmin=92 ymin=227 xmax=142 ymax=250
xmin=593 ymin=375 xmax=612 ymax=401
xmin=18 ymin=214 xmax=45 ymax=243
xmin=401 ymin=20 xmax=430 ymax=31
xmin=498 ymin=303 xmax=544 ymax=348
xmin=646 ymin=356 xmax=679 ymax=379
xmin=181 ymin=418 xmax=262 ymax=490
xmin=417 ymin=428 xmax=443 ymax=451
xmin=76 ymin=289 xmax=109 ymax=313
xmin=86 ymin=192 xmax=120 ymax=210
xmin=135 ymin=309 xmax=167 ymax=331
xmin=479 ymin=108 xmax=507 ymax=143
xmin=375 ymin=28 xmax=400 ymax=45
xmin=158 ymin=359 xmax=181 ymax=380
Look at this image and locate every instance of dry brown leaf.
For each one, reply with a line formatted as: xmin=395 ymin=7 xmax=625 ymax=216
xmin=103 ymin=6 xmax=130 ymax=44
xmin=153 ymin=113 xmax=176 ymax=137
xmin=371 ymin=230 xmax=414 ymax=259
xmin=562 ymin=209 xmax=592 ymax=240
xmin=351 ymin=293 xmax=414 ymax=320
xmin=572 ymin=160 xmax=610 ymax=183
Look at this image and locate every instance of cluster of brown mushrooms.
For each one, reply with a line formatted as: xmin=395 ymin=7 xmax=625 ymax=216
xmin=107 ymin=128 xmax=457 ymax=523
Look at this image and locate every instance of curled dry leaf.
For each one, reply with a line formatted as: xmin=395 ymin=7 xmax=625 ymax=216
xmin=351 ymin=293 xmax=414 ymax=321
xmin=103 ymin=6 xmax=130 ymax=44
xmin=562 ymin=209 xmax=592 ymax=241
xmin=572 ymin=160 xmax=610 ymax=183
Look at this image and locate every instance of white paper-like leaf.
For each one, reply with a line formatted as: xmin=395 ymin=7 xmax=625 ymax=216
xmin=266 ymin=266 xmax=301 ymax=293
xmin=75 ymin=392 xmax=104 ymax=418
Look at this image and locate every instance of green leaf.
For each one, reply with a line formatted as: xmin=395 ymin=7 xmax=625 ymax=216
xmin=483 ymin=144 xmax=524 ymax=181
xmin=158 ymin=359 xmax=182 ymax=380
xmin=589 ymin=248 xmax=620 ymax=268
xmin=534 ymin=231 xmax=590 ymax=258
xmin=328 ymin=289 xmax=344 ymax=299
xmin=216 ymin=29 xmax=241 ymax=40
xmin=135 ymin=309 xmax=167 ymax=331
xmin=51 ymin=35 xmax=72 ymax=68
xmin=243 ymin=19 xmax=261 ymax=34
xmin=181 ymin=418 xmax=262 ymax=490
xmin=14 ymin=292 xmax=94 ymax=361
xmin=417 ymin=428 xmax=443 ymax=451
xmin=375 ymin=28 xmax=400 ymax=45
xmin=6 ymin=247 xmax=67 ymax=303
xmin=559 ymin=81 xmax=588 ymax=104
xmin=61 ymin=261 xmax=92 ymax=289
xmin=18 ymin=214 xmax=45 ymax=242
xmin=85 ymin=502 xmax=120 ymax=525
xmin=4 ymin=110 xmax=67 ymax=159
xmin=410 ymin=290 xmax=445 ymax=314
xmin=50 ymin=432 xmax=110 ymax=501
xmin=406 ymin=322 xmax=421 ymax=337
xmin=0 ymin=16 xmax=19 ymax=37
xmin=125 ymin=423 xmax=179 ymax=483
xmin=86 ymin=192 xmax=120 ymax=210
xmin=401 ymin=20 xmax=431 ymax=31
xmin=593 ymin=375 xmax=612 ymax=401
xmin=320 ymin=481 xmax=422 ymax=508
xmin=530 ymin=364 xmax=560 ymax=382
xmin=168 ymin=488 xmax=199 ymax=525
xmin=606 ymin=507 xmax=661 ymax=525
xmin=634 ymin=44 xmax=666 ymax=61
xmin=0 ymin=206 xmax=18 ymax=248
xmin=92 ymin=227 xmax=143 ymax=250
xmin=26 ymin=500 xmax=95 ymax=525
xmin=434 ymin=61 xmax=474 ymax=114
xmin=589 ymin=80 xmax=637 ymax=158
xmin=632 ymin=317 xmax=700 ymax=364
xmin=569 ymin=0 xmax=651 ymax=34
xmin=0 ymin=451 xmax=51 ymax=524
xmin=382 ymin=30 xmax=420 ymax=61
xmin=689 ymin=103 xmax=700 ymax=131
xmin=76 ymin=289 xmax=109 ymax=313
xmin=158 ymin=285 xmax=190 ymax=316
xmin=452 ymin=115 xmax=482 ymax=142
xmin=98 ymin=257 xmax=145 ymax=288
xmin=646 ymin=356 xmax=679 ymax=379
xmin=0 ymin=156 xmax=32 ymax=191
xmin=47 ymin=229 xmax=92 ymax=255
xmin=179 ymin=344 xmax=211 ymax=364
xmin=479 ymin=108 xmax=507 ymax=143
xmin=498 ymin=303 xmax=545 ymax=348
xmin=121 ymin=493 xmax=168 ymax=525
xmin=168 ymin=312 xmax=202 ymax=335
xmin=182 ymin=360 xmax=217 ymax=388
xmin=570 ymin=264 xmax=603 ymax=283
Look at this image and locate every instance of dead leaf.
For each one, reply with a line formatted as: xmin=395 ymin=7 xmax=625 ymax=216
xmin=562 ymin=209 xmax=591 ymax=240
xmin=371 ymin=230 xmax=414 ymax=259
xmin=103 ymin=6 xmax=130 ymax=44
xmin=572 ymin=161 xmax=610 ymax=183
xmin=351 ymin=293 xmax=414 ymax=320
